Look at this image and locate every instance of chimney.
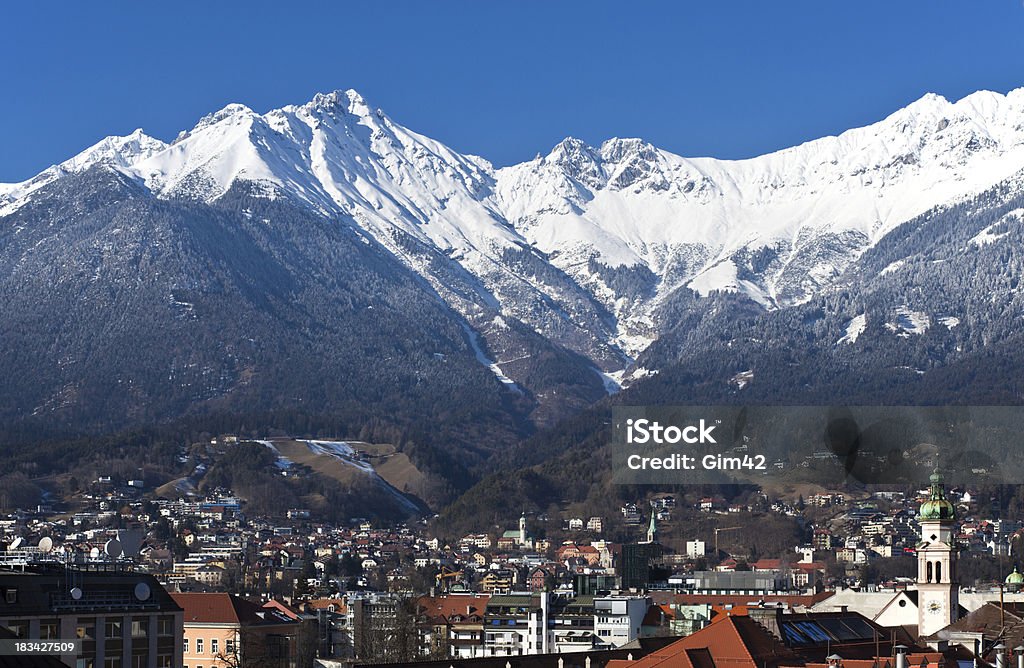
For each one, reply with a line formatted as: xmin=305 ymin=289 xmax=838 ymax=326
xmin=895 ymin=644 xmax=909 ymax=668
xmin=1014 ymin=646 xmax=1024 ymax=668
xmin=996 ymin=643 xmax=1007 ymax=668
xmin=840 ymin=605 xmax=848 ymax=613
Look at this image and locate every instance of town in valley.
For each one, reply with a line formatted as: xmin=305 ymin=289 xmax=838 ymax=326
xmin=2 ymin=435 xmax=1023 ymax=668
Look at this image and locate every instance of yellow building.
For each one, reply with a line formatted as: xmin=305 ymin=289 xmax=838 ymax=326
xmin=171 ymin=592 xmax=309 ymax=668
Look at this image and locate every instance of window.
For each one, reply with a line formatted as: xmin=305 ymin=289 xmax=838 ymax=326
xmin=104 ymin=657 xmax=122 ymax=668
xmin=183 ymin=638 xmax=189 ymax=654
xmin=196 ymin=638 xmax=203 ymax=654
xmin=76 ymin=619 xmax=97 ymax=641
xmin=131 ymin=618 xmax=148 ymax=637
xmin=4 ymin=588 xmax=17 ymax=604
xmin=131 ymin=656 xmax=148 ymax=668
xmin=4 ymin=621 xmax=28 ymax=638
xmin=40 ymin=620 xmax=60 ymax=639
xmin=226 ymin=639 xmax=234 ymax=654
xmin=157 ymin=616 xmax=174 ymax=636
xmin=211 ymin=639 xmax=218 ymax=655
xmin=106 ymin=620 xmax=122 ymax=639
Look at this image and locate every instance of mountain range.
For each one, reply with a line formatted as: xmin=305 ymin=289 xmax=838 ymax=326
xmin=4 ymin=87 xmax=1024 ymax=514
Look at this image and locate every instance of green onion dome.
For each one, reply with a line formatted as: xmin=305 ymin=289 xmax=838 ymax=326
xmin=919 ymin=469 xmax=956 ymax=521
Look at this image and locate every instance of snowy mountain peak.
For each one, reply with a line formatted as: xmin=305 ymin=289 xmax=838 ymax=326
xmin=63 ymin=129 xmax=167 ymax=171
xmin=599 ymin=137 xmax=659 ymax=162
xmin=0 ymin=129 xmax=167 ymax=216
xmin=191 ymin=103 xmax=256 ymax=133
xmin=305 ymin=89 xmax=376 ymax=118
xmin=905 ymin=91 xmax=949 ymax=110
xmin=545 ymin=137 xmax=605 ymax=188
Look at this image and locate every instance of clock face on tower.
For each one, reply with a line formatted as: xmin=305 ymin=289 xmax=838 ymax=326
xmin=927 ymin=600 xmax=945 ymax=615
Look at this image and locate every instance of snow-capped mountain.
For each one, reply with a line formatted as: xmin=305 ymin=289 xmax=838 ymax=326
xmin=130 ymin=90 xmax=623 ymax=366
xmin=5 ymin=87 xmax=1024 ymax=369
xmin=495 ymin=90 xmax=1024 ymax=330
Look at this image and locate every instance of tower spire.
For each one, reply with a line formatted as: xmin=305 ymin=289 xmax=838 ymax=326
xmin=647 ymin=510 xmax=658 ymax=544
xmin=916 ymin=468 xmax=959 ymax=637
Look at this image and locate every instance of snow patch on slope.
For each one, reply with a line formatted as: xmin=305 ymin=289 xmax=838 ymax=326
xmin=837 ymin=314 xmax=867 ymax=345
xmin=593 ymin=368 xmax=624 ymax=395
xmin=255 ymin=440 xmax=294 ymax=471
xmin=879 ymin=259 xmax=905 ymax=276
xmin=300 ymin=440 xmax=419 ymax=514
xmin=303 ymin=440 xmax=374 ymax=473
xmin=970 ymin=208 xmax=1023 ymax=246
xmin=461 ymin=323 xmax=524 ymax=394
xmin=886 ymin=308 xmax=930 ymax=337
xmin=729 ymin=369 xmax=754 ymax=389
xmin=687 ymin=261 xmax=775 ymax=307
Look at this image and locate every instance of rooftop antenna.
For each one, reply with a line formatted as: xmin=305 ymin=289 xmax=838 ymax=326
xmin=61 ymin=542 xmax=85 ymax=602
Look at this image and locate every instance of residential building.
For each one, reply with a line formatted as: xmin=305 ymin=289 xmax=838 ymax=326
xmin=0 ymin=564 xmax=182 ymax=668
xmin=171 ymin=592 xmax=310 ymax=668
xmin=593 ymin=596 xmax=649 ymax=647
xmin=484 ymin=594 xmax=546 ymax=656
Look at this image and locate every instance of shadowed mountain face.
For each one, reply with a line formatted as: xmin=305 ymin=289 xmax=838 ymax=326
xmin=0 ymin=167 xmax=609 ymax=500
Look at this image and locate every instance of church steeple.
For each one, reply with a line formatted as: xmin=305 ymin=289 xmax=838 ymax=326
xmin=647 ymin=511 xmax=658 ymax=544
xmin=917 ymin=468 xmax=958 ymax=637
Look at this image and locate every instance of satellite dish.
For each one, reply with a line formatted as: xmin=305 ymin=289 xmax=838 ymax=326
xmin=134 ymin=582 xmax=151 ymax=601
xmin=38 ymin=537 xmax=53 ymax=553
xmin=116 ymin=529 xmax=144 ymax=558
xmin=104 ymin=539 xmax=122 ymax=559
xmin=70 ymin=587 xmax=83 ymax=600
xmin=8 ymin=537 xmax=24 ymax=550
xmin=90 ymin=547 xmax=100 ymax=559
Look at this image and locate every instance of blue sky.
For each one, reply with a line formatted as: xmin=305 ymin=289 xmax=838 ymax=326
xmin=3 ymin=1 xmax=1024 ymax=182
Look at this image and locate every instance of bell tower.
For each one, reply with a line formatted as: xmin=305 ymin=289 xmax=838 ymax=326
xmin=917 ymin=469 xmax=958 ymax=637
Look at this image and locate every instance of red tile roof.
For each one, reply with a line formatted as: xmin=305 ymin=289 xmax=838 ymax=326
xmin=607 ymin=613 xmax=800 ymax=668
xmin=171 ymin=592 xmax=296 ymax=627
xmin=262 ymin=599 xmax=301 ymax=620
xmin=306 ymin=598 xmax=348 ymax=614
xmin=172 ymin=592 xmax=243 ymax=625
xmin=417 ymin=594 xmax=491 ymax=621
